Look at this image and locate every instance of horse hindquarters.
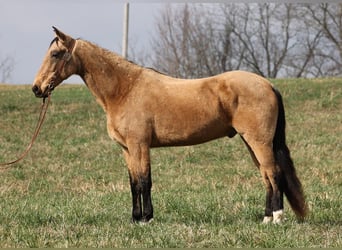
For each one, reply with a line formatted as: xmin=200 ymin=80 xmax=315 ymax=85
xmin=231 ymin=84 xmax=286 ymax=223
xmin=240 ymin=88 xmax=307 ymax=223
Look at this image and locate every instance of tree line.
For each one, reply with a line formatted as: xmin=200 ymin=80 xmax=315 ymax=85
xmin=2 ymin=3 xmax=340 ymax=82
xmin=140 ymin=3 xmax=342 ymax=79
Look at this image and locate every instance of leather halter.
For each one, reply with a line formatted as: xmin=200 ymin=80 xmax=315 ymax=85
xmin=48 ymin=39 xmax=76 ymax=92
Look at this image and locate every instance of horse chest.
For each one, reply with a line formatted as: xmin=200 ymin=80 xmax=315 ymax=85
xmin=106 ymin=110 xmax=148 ymax=148
xmin=107 ymin=125 xmax=127 ymax=149
xmin=106 ymin=115 xmax=128 ymax=148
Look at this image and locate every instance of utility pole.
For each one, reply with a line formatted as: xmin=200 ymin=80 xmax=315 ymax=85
xmin=122 ymin=2 xmax=129 ymax=58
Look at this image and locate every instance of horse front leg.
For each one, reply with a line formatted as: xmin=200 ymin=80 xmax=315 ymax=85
xmin=123 ymin=144 xmax=153 ymax=223
xmin=141 ymin=170 xmax=153 ymax=222
xmin=128 ymin=170 xmax=143 ymax=222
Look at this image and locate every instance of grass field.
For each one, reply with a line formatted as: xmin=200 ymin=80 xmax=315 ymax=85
xmin=0 ymin=78 xmax=341 ymax=247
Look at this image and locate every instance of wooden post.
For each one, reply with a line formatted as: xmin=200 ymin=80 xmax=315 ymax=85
xmin=122 ymin=2 xmax=129 ymax=58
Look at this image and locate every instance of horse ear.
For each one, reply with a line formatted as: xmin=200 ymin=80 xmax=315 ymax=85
xmin=52 ymin=26 xmax=67 ymax=41
xmin=52 ymin=26 xmax=74 ymax=47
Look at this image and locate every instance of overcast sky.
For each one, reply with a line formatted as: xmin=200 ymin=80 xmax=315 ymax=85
xmin=2 ymin=0 xmax=332 ymax=84
xmin=0 ymin=0 xmax=168 ymax=84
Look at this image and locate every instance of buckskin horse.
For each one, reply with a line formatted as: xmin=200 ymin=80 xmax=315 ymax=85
xmin=32 ymin=27 xmax=307 ymax=224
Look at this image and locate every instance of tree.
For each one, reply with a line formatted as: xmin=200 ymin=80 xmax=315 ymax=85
xmin=0 ymin=35 xmax=15 ymax=83
xmin=224 ymin=3 xmax=326 ymax=78
xmin=0 ymin=53 xmax=14 ymax=83
xmin=150 ymin=4 xmax=238 ymax=78
xmin=223 ymin=4 xmax=298 ymax=78
xmin=147 ymin=3 xmax=342 ymax=78
xmin=305 ymin=3 xmax=342 ymax=76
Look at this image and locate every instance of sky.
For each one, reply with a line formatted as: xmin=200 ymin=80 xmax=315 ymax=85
xmin=1 ymin=0 xmax=333 ymax=84
xmin=0 ymin=0 xmax=167 ymax=84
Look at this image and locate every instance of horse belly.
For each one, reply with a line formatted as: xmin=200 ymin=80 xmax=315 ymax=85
xmin=151 ymin=114 xmax=232 ymax=147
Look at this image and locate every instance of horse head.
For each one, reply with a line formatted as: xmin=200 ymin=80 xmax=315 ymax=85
xmin=32 ymin=27 xmax=77 ymax=98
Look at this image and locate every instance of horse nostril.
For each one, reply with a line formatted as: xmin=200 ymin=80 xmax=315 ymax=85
xmin=32 ymin=85 xmax=41 ymax=95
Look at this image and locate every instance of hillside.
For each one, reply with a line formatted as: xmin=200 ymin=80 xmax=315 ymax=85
xmin=0 ymin=78 xmax=341 ymax=247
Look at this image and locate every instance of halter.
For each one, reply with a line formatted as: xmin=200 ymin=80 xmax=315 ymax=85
xmin=48 ymin=39 xmax=77 ymax=92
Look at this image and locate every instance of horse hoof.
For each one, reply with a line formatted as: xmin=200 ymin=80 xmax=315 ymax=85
xmin=272 ymin=210 xmax=284 ymax=224
xmin=262 ymin=216 xmax=273 ymax=224
xmin=139 ymin=218 xmax=154 ymax=225
xmin=131 ymin=217 xmax=154 ymax=225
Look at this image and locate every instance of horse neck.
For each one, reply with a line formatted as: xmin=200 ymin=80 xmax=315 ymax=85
xmin=75 ymin=40 xmax=143 ymax=110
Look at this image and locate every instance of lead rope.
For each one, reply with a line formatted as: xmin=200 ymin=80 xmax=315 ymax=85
xmin=0 ymin=94 xmax=51 ymax=169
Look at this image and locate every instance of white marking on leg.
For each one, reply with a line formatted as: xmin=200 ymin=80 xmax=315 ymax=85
xmin=139 ymin=218 xmax=154 ymax=226
xmin=273 ymin=209 xmax=284 ymax=224
xmin=262 ymin=216 xmax=273 ymax=224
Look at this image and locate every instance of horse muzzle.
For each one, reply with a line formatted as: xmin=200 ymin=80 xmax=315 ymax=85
xmin=32 ymin=84 xmax=51 ymax=98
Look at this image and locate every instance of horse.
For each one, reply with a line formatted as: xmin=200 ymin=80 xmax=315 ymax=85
xmin=32 ymin=27 xmax=307 ymax=224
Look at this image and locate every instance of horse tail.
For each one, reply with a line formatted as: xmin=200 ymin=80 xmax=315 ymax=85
xmin=272 ymin=87 xmax=308 ymax=219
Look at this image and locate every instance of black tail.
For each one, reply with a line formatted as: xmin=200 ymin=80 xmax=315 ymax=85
xmin=272 ymin=87 xmax=308 ymax=219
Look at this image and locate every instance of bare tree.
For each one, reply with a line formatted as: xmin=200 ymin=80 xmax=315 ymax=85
xmin=150 ymin=3 xmax=304 ymax=78
xmin=150 ymin=4 xmax=202 ymax=78
xmin=150 ymin=4 xmax=238 ymax=78
xmin=0 ymin=54 xmax=14 ymax=83
xmin=147 ymin=3 xmax=342 ymax=79
xmin=305 ymin=3 xmax=342 ymax=76
xmin=223 ymin=3 xmax=317 ymax=78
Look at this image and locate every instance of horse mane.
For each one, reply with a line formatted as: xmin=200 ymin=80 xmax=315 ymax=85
xmin=126 ymin=60 xmax=167 ymax=76
xmin=82 ymin=39 xmax=168 ymax=77
xmin=145 ymin=67 xmax=168 ymax=76
xmin=53 ymin=38 xmax=165 ymax=79
xmin=49 ymin=36 xmax=163 ymax=77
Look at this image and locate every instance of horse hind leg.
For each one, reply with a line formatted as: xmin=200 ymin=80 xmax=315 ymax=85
xmin=240 ymin=135 xmax=260 ymax=168
xmin=240 ymin=136 xmax=273 ymax=223
xmin=241 ymin=135 xmax=284 ymax=224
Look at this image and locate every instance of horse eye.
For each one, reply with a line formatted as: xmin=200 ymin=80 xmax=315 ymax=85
xmin=51 ymin=51 xmax=60 ymax=58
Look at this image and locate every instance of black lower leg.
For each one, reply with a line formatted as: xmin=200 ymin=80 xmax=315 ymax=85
xmin=141 ymin=173 xmax=153 ymax=222
xmin=265 ymin=189 xmax=273 ymax=217
xmin=278 ymin=173 xmax=285 ymax=211
xmin=271 ymin=172 xmax=284 ymax=212
xmin=130 ymin=176 xmax=142 ymax=222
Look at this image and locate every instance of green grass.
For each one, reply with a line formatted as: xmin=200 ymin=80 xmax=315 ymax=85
xmin=0 ymin=78 xmax=341 ymax=247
